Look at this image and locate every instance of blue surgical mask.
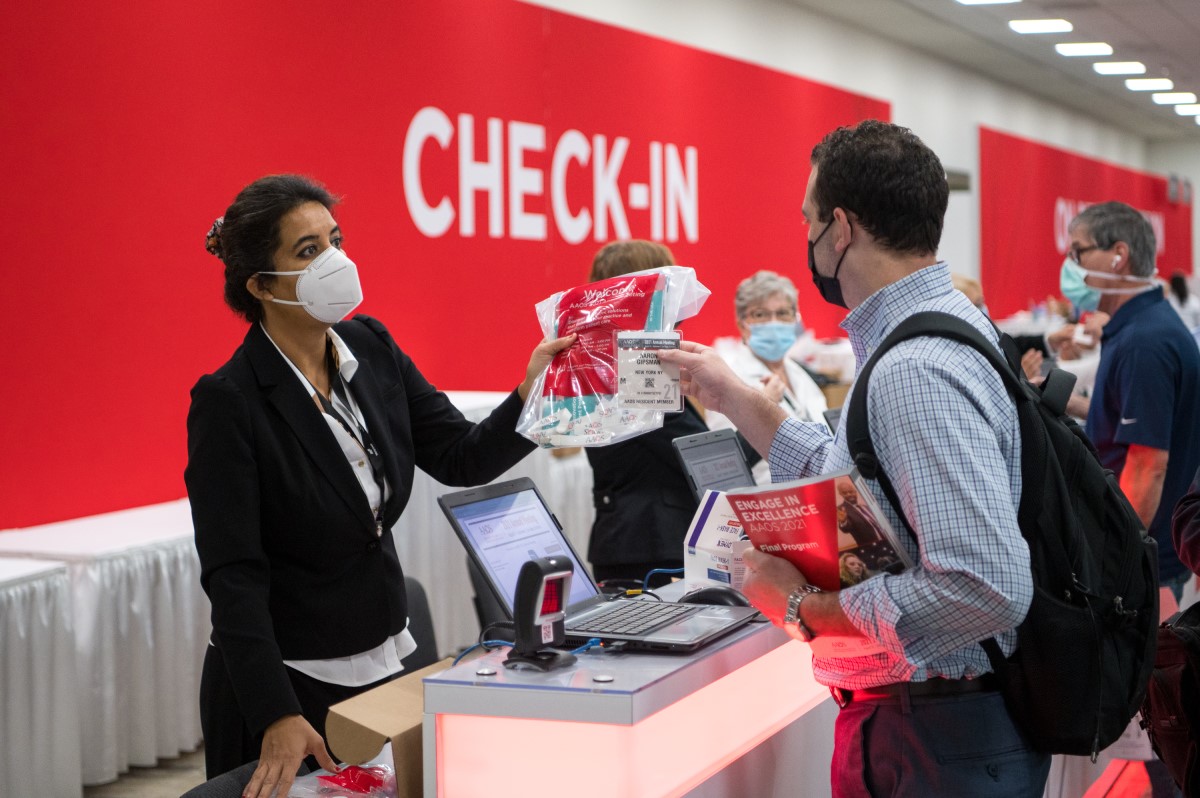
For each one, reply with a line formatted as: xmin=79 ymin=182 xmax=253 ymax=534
xmin=1060 ymin=257 xmax=1157 ymax=314
xmin=747 ymin=322 xmax=797 ymax=363
xmin=1060 ymin=258 xmax=1101 ymax=313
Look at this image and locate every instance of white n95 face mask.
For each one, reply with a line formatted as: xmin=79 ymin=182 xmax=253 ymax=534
xmin=259 ymin=246 xmax=363 ymax=324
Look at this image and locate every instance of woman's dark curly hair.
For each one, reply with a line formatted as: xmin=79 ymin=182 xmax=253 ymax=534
xmin=205 ymin=174 xmax=338 ymax=323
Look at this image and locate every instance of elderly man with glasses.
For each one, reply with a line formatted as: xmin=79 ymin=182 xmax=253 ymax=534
xmin=1065 ymin=202 xmax=1200 ymax=602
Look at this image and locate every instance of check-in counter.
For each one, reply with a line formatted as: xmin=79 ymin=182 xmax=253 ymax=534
xmin=422 ymin=621 xmax=836 ymax=797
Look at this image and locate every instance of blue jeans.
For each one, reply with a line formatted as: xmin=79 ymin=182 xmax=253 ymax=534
xmin=832 ymin=689 xmax=1049 ymax=798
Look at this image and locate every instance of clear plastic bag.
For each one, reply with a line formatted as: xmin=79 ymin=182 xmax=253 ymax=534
xmin=288 ymin=746 xmax=396 ymax=797
xmin=517 ymin=266 xmax=710 ymax=447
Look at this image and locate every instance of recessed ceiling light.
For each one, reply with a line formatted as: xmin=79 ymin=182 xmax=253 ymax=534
xmin=1055 ymin=42 xmax=1113 ymax=57
xmin=1195 ymin=115 xmax=1200 ymax=126
xmin=1126 ymin=78 xmax=1175 ymax=91
xmin=1009 ymin=19 xmax=1073 ymax=34
xmin=1174 ymin=104 xmax=1200 ymax=116
xmin=1093 ymin=62 xmax=1146 ymax=76
xmin=1152 ymin=92 xmax=1197 ymax=105
xmin=955 ymin=0 xmax=1020 ymax=4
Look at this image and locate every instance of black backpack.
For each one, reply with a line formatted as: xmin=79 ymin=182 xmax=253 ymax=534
xmin=845 ymin=311 xmax=1159 ymax=758
xmin=1141 ymin=601 xmax=1200 ymax=795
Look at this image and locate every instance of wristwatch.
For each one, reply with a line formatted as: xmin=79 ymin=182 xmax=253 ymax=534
xmin=783 ymin=584 xmax=822 ymax=642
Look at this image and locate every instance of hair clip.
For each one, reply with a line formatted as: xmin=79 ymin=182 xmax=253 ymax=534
xmin=204 ymin=216 xmax=225 ymax=259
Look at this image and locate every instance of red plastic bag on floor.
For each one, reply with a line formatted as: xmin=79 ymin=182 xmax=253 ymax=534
xmin=289 ymin=758 xmax=396 ymax=797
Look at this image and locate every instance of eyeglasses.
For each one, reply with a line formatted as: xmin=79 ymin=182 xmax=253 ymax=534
xmin=744 ymin=308 xmax=797 ymax=323
xmin=1067 ymin=244 xmax=1101 ymax=264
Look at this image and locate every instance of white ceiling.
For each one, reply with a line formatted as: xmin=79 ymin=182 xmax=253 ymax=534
xmin=788 ymin=0 xmax=1200 ymax=141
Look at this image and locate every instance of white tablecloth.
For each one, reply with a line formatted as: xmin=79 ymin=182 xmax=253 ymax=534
xmin=0 ymin=501 xmax=209 ymax=785
xmin=0 ymin=396 xmax=596 ymax=786
xmin=393 ymin=392 xmax=596 ymax=656
xmin=0 ymin=557 xmax=81 ymax=798
xmin=995 ymin=311 xmax=1071 ymax=338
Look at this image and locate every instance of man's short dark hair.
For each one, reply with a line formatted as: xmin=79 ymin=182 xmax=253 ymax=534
xmin=810 ymin=120 xmax=948 ymax=256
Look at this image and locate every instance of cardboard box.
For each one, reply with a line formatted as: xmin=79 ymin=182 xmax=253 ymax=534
xmin=683 ymin=491 xmax=750 ymax=590
xmin=325 ymin=658 xmax=454 ymax=797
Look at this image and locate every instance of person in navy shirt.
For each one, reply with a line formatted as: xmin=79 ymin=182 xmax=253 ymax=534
xmin=1067 ymin=201 xmax=1200 ymax=595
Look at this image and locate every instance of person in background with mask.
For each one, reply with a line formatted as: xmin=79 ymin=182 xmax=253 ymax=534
xmin=1065 ymin=201 xmax=1200 ymax=798
xmin=1066 ymin=202 xmax=1200 ymax=601
xmin=186 ymin=174 xmax=573 ymax=798
xmin=705 ymin=270 xmax=826 ymax=482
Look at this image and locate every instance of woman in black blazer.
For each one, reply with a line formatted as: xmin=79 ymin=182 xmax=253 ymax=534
xmin=186 ymin=175 xmax=572 ymax=798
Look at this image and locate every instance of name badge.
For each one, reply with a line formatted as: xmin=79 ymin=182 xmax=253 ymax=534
xmin=615 ymin=331 xmax=682 ymax=412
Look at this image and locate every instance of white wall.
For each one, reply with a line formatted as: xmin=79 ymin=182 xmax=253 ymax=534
xmin=521 ymin=0 xmax=1200 ymax=281
xmin=1149 ymin=141 xmax=1200 ymax=279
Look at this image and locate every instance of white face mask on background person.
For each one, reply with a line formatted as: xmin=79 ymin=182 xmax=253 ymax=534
xmin=259 ymin=246 xmax=364 ymax=324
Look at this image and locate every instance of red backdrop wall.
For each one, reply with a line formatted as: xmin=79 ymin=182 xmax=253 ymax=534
xmin=979 ymin=126 xmax=1193 ymax=318
xmin=0 ymin=0 xmax=888 ymax=528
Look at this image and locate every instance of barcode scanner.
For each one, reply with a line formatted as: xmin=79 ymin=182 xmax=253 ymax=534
xmin=503 ymin=556 xmax=578 ymax=672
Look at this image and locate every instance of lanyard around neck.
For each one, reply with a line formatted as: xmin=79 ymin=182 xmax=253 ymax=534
xmin=307 ymin=347 xmax=388 ymax=531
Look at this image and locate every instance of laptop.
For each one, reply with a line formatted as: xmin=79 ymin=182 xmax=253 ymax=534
xmin=671 ymin=428 xmax=757 ymax=499
xmin=438 ymin=478 xmax=759 ymax=653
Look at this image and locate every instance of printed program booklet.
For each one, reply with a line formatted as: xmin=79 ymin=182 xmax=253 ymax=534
xmin=724 ymin=468 xmax=913 ymax=657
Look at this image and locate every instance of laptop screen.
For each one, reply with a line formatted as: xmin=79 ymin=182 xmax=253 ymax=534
xmin=446 ymin=487 xmax=597 ymax=611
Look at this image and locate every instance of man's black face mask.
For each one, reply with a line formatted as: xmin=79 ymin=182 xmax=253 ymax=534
xmin=808 ymin=217 xmax=849 ymax=310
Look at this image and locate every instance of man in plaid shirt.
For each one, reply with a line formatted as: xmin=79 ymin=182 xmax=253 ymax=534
xmin=658 ymin=120 xmax=1048 ymax=797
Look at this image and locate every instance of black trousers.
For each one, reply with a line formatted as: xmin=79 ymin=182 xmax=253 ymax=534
xmin=199 ymin=643 xmax=399 ymax=779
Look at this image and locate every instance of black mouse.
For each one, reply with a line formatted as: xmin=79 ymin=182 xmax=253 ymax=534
xmin=680 ymin=585 xmax=752 ymax=607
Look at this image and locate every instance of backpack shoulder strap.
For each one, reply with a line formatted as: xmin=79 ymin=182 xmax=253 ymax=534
xmin=843 ymin=310 xmax=1077 ymax=680
xmin=846 ymin=311 xmax=1025 ymax=483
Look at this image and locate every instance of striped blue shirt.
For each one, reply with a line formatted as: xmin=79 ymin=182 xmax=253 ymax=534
xmin=769 ymin=263 xmax=1031 ymax=688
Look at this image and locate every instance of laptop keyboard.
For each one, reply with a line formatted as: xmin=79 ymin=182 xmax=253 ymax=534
xmin=565 ymin=600 xmax=696 ymax=635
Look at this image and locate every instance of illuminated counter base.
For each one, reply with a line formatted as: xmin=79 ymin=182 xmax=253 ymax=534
xmin=422 ymin=624 xmax=835 ymax=797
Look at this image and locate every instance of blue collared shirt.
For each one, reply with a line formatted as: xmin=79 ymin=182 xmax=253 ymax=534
xmin=1087 ymin=288 xmax=1200 ymax=583
xmin=768 ymin=263 xmax=1031 ymax=688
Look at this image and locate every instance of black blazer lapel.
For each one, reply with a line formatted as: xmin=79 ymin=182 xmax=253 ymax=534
xmin=243 ymin=325 xmax=377 ymax=531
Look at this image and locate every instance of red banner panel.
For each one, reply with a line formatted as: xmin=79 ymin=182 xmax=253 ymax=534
xmin=980 ymin=127 xmax=1192 ymax=318
xmin=0 ymin=0 xmax=887 ymax=527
